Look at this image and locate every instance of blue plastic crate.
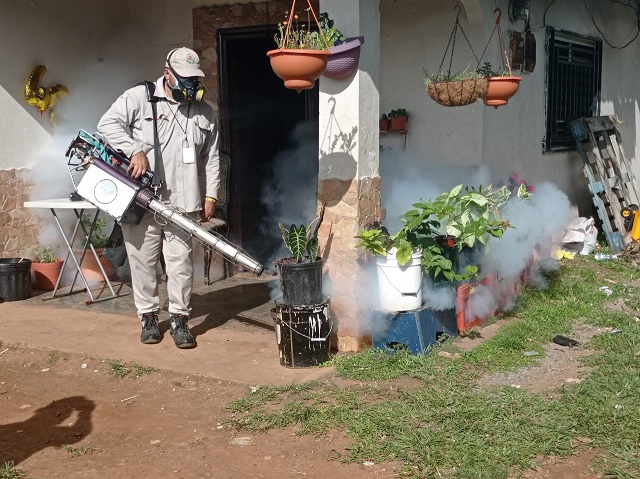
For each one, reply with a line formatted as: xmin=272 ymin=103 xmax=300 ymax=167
xmin=372 ymin=306 xmax=458 ymax=354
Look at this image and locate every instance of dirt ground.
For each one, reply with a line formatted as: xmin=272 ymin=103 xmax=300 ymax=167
xmin=0 ymin=288 xmax=607 ymax=478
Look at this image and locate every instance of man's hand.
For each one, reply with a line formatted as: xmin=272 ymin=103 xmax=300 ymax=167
xmin=127 ymin=151 xmax=149 ymax=179
xmin=202 ymin=199 xmax=216 ymax=222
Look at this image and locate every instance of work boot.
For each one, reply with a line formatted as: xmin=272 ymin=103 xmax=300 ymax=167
xmin=169 ymin=314 xmax=196 ymax=349
xmin=140 ymin=312 xmax=161 ymax=344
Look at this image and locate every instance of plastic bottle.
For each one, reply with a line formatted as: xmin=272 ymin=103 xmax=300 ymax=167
xmin=594 ymin=253 xmax=617 ymax=260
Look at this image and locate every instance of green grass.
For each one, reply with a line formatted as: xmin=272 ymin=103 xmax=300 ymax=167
xmin=224 ymin=256 xmax=640 ymax=478
xmin=0 ymin=462 xmax=26 ymax=479
xmin=107 ymin=360 xmax=159 ymax=379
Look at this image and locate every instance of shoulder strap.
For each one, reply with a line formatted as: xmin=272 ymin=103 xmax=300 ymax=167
xmin=137 ymin=80 xmax=159 ymax=103
xmin=136 ymin=81 xmax=164 ymax=188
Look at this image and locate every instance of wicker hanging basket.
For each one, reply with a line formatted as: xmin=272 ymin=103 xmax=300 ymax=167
xmin=426 ymin=77 xmax=488 ymax=107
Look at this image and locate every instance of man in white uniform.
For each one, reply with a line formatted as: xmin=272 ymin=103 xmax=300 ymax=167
xmin=98 ymin=47 xmax=220 ymax=348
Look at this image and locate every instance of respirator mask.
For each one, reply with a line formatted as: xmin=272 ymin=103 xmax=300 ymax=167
xmin=166 ymin=49 xmax=205 ymax=102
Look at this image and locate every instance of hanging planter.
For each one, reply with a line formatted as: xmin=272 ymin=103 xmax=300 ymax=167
xmin=426 ymin=77 xmax=488 ymax=107
xmin=323 ymin=36 xmax=365 ymax=79
xmin=424 ymin=6 xmax=489 ymax=107
xmin=481 ymin=9 xmax=522 ymax=109
xmin=267 ymin=49 xmax=331 ymax=93
xmin=267 ymin=1 xmax=333 ymax=92
xmin=483 ymin=75 xmax=522 ymax=108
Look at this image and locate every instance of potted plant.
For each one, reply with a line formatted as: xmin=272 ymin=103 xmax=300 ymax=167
xmin=275 ymin=205 xmax=325 ymax=306
xmin=482 ymin=65 xmax=522 ymax=108
xmin=267 ymin=4 xmax=336 ymax=92
xmin=424 ymin=62 xmax=492 ymax=107
xmin=400 ymin=183 xmax=512 ymax=283
xmin=356 ymin=222 xmax=424 ymax=311
xmin=80 ymin=215 xmax=115 ymax=281
xmin=31 ymin=245 xmax=63 ymax=291
xmin=379 ymin=113 xmax=390 ymax=131
xmin=319 ymin=12 xmax=365 ymax=80
xmin=389 ymin=109 xmax=408 ymax=131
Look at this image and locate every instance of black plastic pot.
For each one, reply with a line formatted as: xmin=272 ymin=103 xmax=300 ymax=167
xmin=275 ymin=257 xmax=323 ymax=306
xmin=0 ymin=258 xmax=32 ymax=302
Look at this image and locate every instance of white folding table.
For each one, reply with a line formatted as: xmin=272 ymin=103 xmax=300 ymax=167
xmin=23 ymin=198 xmax=127 ymax=304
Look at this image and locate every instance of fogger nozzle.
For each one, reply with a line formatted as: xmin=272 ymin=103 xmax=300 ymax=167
xmin=136 ymin=191 xmax=263 ymax=276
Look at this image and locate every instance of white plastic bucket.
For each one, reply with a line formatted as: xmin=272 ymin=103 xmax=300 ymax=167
xmin=376 ymin=251 xmax=423 ymax=311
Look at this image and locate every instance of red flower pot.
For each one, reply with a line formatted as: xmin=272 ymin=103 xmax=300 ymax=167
xmin=267 ymin=49 xmax=331 ymax=93
xmin=390 ymin=116 xmax=407 ymax=131
xmin=483 ymin=76 xmax=522 ymax=108
xmin=379 ymin=119 xmax=391 ymax=131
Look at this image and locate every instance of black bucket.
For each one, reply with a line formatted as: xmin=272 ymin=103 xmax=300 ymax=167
xmin=272 ymin=299 xmax=332 ymax=368
xmin=275 ymin=258 xmax=323 ymax=306
xmin=0 ymin=258 xmax=32 ymax=302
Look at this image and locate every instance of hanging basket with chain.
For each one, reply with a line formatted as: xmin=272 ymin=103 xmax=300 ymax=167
xmin=425 ymin=5 xmax=488 ymax=107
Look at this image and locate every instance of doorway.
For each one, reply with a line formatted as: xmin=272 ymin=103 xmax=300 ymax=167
xmin=218 ymin=26 xmax=319 ymax=265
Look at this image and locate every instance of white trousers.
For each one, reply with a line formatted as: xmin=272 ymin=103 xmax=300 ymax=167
xmin=121 ymin=212 xmax=194 ymax=318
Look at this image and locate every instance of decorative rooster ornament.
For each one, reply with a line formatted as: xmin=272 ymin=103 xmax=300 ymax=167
xmin=25 ymin=65 xmax=68 ymax=124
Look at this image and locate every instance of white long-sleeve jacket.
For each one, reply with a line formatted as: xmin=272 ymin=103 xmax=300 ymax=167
xmin=97 ymin=77 xmax=220 ymax=213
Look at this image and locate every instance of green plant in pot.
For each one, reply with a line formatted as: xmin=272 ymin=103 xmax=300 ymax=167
xmin=268 ymin=6 xmax=342 ymax=92
xmin=276 ymin=205 xmax=325 ymax=306
xmin=424 ymin=62 xmax=494 ymax=107
xmin=30 ymin=245 xmax=63 ymax=291
xmin=400 ymin=183 xmax=512 ymax=282
xmin=356 ymin=222 xmax=424 ymax=311
xmin=82 ymin=215 xmax=110 ymax=249
xmin=80 ymin=215 xmax=116 ymax=281
xmin=389 ymin=109 xmax=408 ymax=131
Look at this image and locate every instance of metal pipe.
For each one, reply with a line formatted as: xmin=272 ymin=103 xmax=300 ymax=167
xmin=145 ymin=198 xmax=264 ymax=276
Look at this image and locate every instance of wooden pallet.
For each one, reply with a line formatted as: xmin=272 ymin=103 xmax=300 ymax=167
xmin=569 ymin=116 xmax=640 ymax=253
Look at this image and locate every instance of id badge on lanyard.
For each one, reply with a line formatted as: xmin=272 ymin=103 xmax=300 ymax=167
xmin=182 ymin=138 xmax=195 ymax=164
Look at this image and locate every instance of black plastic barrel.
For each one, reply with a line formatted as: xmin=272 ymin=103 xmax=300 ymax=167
xmin=276 ymin=258 xmax=323 ymax=306
xmin=272 ymin=299 xmax=332 ymax=368
xmin=0 ymin=258 xmax=32 ymax=302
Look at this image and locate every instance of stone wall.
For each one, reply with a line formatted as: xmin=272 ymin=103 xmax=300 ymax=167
xmin=317 ymin=176 xmax=382 ymax=351
xmin=0 ymin=168 xmax=39 ymax=258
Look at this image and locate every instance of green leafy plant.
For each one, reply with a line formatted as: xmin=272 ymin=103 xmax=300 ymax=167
xmin=81 ymin=215 xmax=109 ymax=249
xmin=380 ymin=113 xmax=388 ymax=121
xmin=273 ymin=10 xmax=343 ymax=50
xmin=32 ymin=245 xmax=57 ymax=263
xmin=355 ymin=223 xmax=416 ymax=266
xmin=400 ymin=183 xmax=512 ymax=281
xmin=389 ymin=108 xmax=408 ymax=118
xmin=318 ymin=12 xmax=345 ymax=47
xmin=278 ymin=206 xmax=325 ymax=263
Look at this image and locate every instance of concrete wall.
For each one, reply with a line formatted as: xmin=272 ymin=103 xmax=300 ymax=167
xmin=0 ymin=0 xmax=195 ymax=257
xmin=379 ymin=0 xmax=640 ymax=215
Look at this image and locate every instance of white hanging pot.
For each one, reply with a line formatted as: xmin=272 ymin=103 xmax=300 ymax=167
xmin=376 ymin=250 xmax=423 ymax=311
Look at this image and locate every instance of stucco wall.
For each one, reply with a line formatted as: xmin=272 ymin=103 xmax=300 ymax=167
xmin=0 ymin=0 xmax=195 ymax=256
xmin=379 ymin=0 xmax=640 ymax=215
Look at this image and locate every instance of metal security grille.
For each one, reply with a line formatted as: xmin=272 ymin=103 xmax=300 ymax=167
xmin=544 ymin=28 xmax=602 ymax=152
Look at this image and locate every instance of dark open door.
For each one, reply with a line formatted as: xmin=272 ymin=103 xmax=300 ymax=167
xmin=218 ymin=25 xmax=319 ymax=264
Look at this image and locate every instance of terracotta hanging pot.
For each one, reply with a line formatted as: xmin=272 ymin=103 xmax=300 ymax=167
xmin=483 ymin=75 xmax=522 ymax=108
xmin=267 ymin=49 xmax=331 ymax=93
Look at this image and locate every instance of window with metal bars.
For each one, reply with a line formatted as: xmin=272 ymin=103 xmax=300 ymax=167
xmin=544 ymin=28 xmax=602 ymax=152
